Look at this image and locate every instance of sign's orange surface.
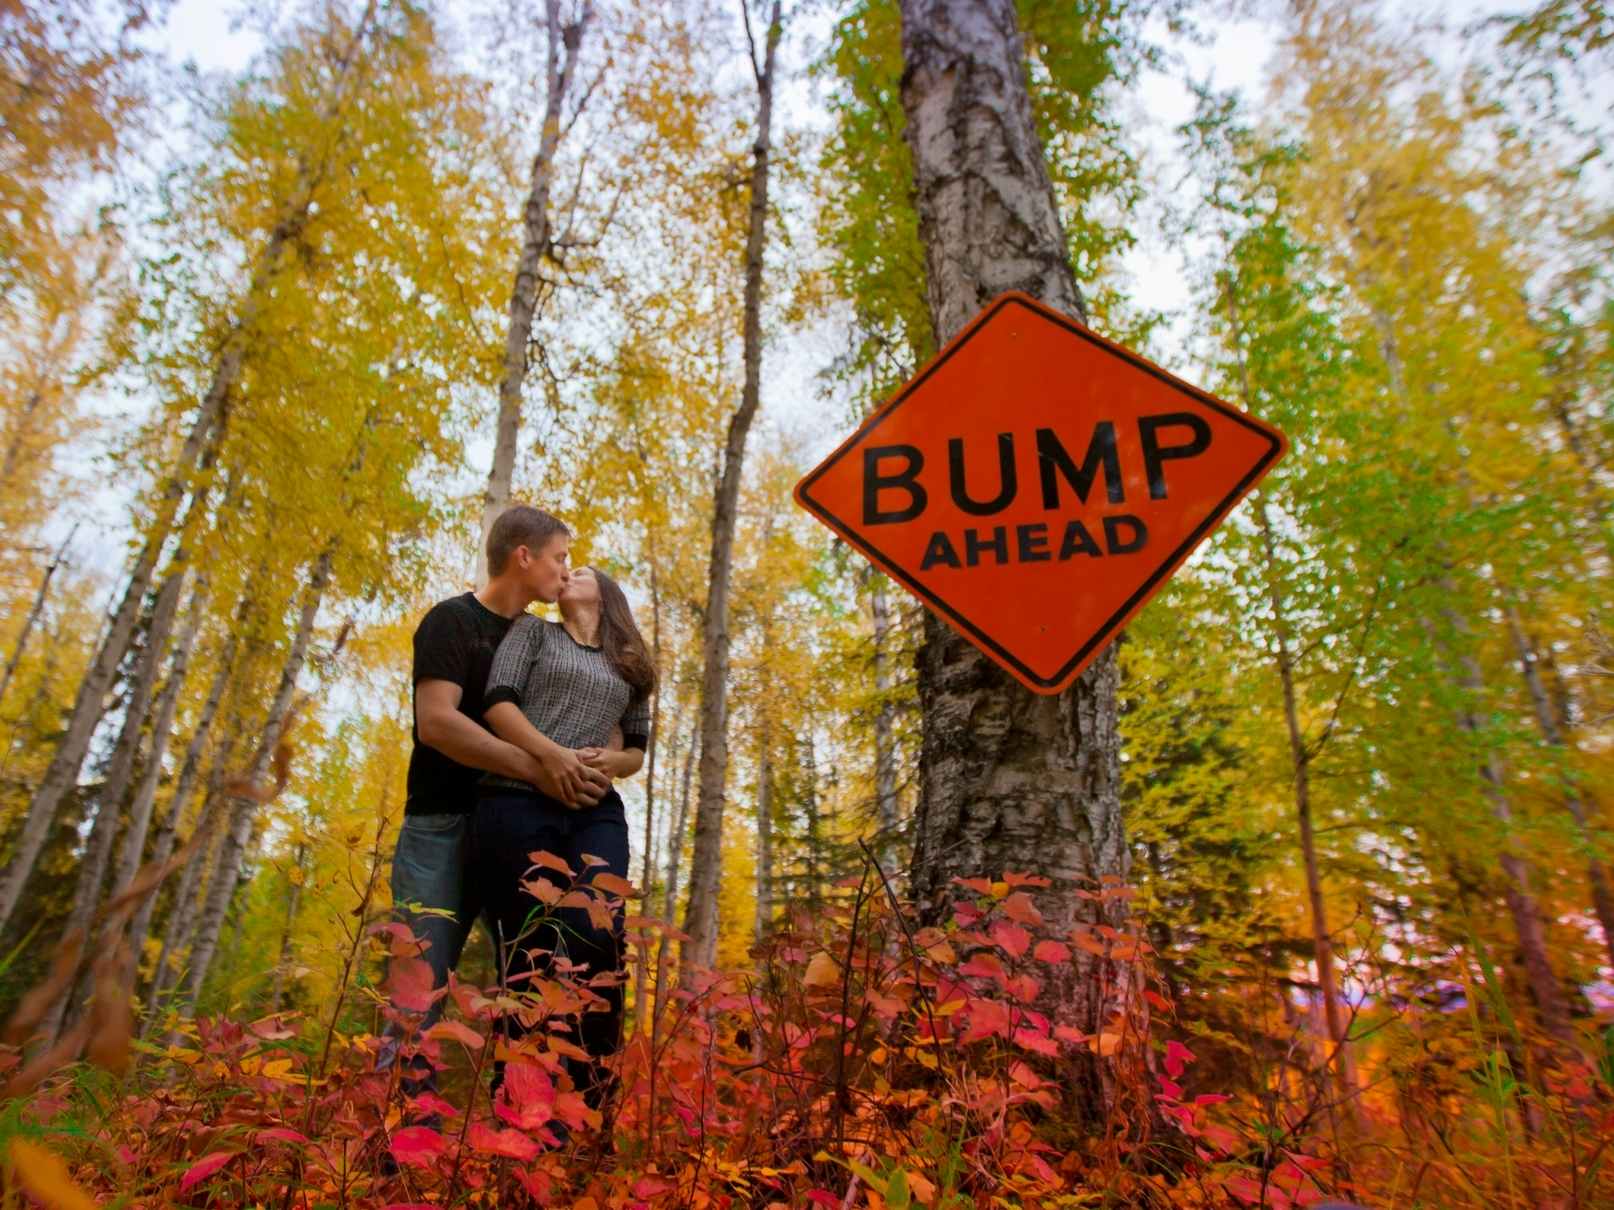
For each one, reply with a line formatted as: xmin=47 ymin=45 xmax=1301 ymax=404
xmin=795 ymin=292 xmax=1287 ymax=695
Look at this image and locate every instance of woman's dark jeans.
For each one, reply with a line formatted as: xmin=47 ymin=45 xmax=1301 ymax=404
xmin=472 ymin=788 xmax=630 ymax=1110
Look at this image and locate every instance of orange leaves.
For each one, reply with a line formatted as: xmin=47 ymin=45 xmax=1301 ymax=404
xmin=590 ymin=871 xmax=638 ymax=898
xmin=802 ymin=951 xmax=841 ymax=988
xmin=998 ymin=891 xmax=1043 ymax=925
xmin=8 ymin=1139 xmax=98 ymax=1210
xmin=424 ymin=1018 xmax=483 ymax=1050
xmin=494 ymin=1059 xmax=555 ymax=1131
xmin=468 ymin=1121 xmax=540 ymax=1161
xmin=527 ymin=850 xmax=575 ymax=879
xmin=988 ymin=919 xmax=1031 ymax=958
xmin=3 ymin=866 xmax=1250 ymax=1209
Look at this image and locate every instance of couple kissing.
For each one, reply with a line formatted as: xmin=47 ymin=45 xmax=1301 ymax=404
xmin=382 ymin=504 xmax=655 ymax=1133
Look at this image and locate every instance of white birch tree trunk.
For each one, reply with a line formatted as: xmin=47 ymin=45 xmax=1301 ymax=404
xmin=896 ymin=0 xmax=1131 ymax=1111
xmin=479 ymin=0 xmax=595 ymax=582
xmin=127 ymin=630 xmax=235 ymax=964
xmin=181 ymin=552 xmax=332 ymax=1009
xmin=37 ymin=568 xmax=187 ymax=1041
xmin=681 ymin=0 xmax=783 ymax=974
xmin=109 ymin=578 xmax=208 ymax=903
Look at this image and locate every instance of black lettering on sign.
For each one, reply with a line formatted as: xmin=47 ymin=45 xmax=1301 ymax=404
xmin=920 ymin=531 xmax=960 ymax=570
xmin=863 ymin=445 xmax=927 ymax=525
xmin=1103 ymin=514 xmax=1147 ymax=554
xmin=1138 ymin=413 xmax=1211 ymax=500
xmin=964 ymin=526 xmax=1008 ymax=567
xmin=949 ymin=434 xmax=1017 ymax=516
xmin=1060 ymin=520 xmax=1102 ymax=559
xmin=1016 ymin=523 xmax=1050 ymax=562
xmin=1037 ymin=424 xmax=1124 ymax=508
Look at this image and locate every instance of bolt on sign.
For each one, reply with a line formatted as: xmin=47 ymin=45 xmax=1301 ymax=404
xmin=795 ymin=292 xmax=1288 ymax=696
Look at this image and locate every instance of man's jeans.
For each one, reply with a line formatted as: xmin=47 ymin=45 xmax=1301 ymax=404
xmin=378 ymin=811 xmax=479 ymax=1091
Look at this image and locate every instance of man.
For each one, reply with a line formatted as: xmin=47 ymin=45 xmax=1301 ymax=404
xmin=383 ymin=504 xmax=611 ymax=1087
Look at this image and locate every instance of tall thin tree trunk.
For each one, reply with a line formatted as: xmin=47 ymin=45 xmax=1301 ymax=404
xmin=0 ymin=471 xmax=211 ymax=932
xmin=182 ymin=553 xmax=331 ymax=1009
xmin=268 ymin=842 xmax=307 ymax=1013
xmin=754 ymin=723 xmax=773 ymax=944
xmin=109 ymin=578 xmax=208 ymax=902
xmin=39 ymin=568 xmax=187 ymax=1041
xmin=1505 ymin=600 xmax=1614 ymax=969
xmin=1429 ymin=609 xmax=1574 ymax=1045
xmin=1225 ymin=276 xmax=1359 ymax=1111
xmin=1255 ymin=494 xmax=1360 ymax=1113
xmin=656 ymin=722 xmax=699 ymax=989
xmin=868 ymin=570 xmax=899 ymax=867
xmin=479 ymin=0 xmax=594 ymax=580
xmin=146 ymin=771 xmax=231 ymax=1024
xmin=0 ymin=526 xmax=74 ymax=707
xmin=802 ymin=732 xmax=821 ymax=910
xmin=681 ymin=0 xmax=783 ymax=975
xmin=896 ymin=0 xmax=1129 ymax=1107
xmin=633 ymin=562 xmax=664 ymax=1034
xmin=0 ymin=1 xmax=379 ymax=932
xmin=128 ymin=633 xmax=235 ymax=963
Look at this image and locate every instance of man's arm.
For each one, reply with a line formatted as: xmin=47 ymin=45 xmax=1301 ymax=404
xmin=483 ymin=700 xmax=610 ymax=806
xmin=417 ymin=680 xmax=605 ymax=806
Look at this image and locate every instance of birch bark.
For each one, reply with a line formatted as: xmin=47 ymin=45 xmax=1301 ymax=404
xmin=681 ymin=0 xmax=783 ymax=974
xmin=479 ymin=0 xmax=595 ymax=581
xmin=897 ymin=0 xmax=1130 ymax=1108
xmin=181 ymin=551 xmax=331 ymax=1008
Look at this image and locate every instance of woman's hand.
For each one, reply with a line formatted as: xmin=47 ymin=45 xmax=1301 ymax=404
xmin=578 ymin=746 xmax=642 ymax=781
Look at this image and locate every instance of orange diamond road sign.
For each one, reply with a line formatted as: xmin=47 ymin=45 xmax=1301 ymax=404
xmin=795 ymin=292 xmax=1287 ymax=696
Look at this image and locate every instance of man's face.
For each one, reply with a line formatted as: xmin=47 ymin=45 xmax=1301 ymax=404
xmin=519 ymin=533 xmax=571 ymax=604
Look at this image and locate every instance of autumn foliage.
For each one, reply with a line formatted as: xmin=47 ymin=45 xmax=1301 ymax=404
xmin=4 ymin=845 xmax=1613 ymax=1208
xmin=0 ymin=857 xmax=1311 ymax=1208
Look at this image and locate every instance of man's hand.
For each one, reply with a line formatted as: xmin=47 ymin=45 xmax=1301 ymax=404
xmin=538 ymin=745 xmax=610 ymax=808
xmin=512 ymin=749 xmax=606 ymax=807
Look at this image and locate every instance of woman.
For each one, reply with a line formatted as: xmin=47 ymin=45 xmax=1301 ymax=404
xmin=475 ymin=564 xmax=655 ymax=1113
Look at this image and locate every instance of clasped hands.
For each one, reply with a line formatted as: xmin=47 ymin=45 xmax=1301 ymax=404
xmin=532 ymin=740 xmax=633 ymax=809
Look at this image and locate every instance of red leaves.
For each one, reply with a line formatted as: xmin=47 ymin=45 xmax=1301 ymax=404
xmin=495 ymin=1059 xmax=555 ymax=1131
xmin=255 ymin=1127 xmax=310 ymax=1145
xmin=387 ymin=956 xmax=437 ymax=1013
xmin=960 ymin=997 xmax=1013 ymax=1043
xmin=1032 ymin=940 xmax=1071 ymax=963
xmin=9 ymin=866 xmax=1270 ymax=1209
xmin=388 ymin=1126 xmax=447 ymax=1169
xmin=958 ymin=951 xmax=1006 ymax=980
xmin=1013 ymin=1027 xmax=1060 ymax=1057
xmin=468 ymin=1122 xmax=540 ymax=1161
xmin=999 ymin=891 xmax=1043 ymax=926
xmin=179 ymin=1151 xmax=235 ymax=1191
xmin=989 ymin=920 xmax=1031 ymax=958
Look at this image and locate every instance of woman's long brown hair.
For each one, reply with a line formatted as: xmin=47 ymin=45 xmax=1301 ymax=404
xmin=594 ymin=569 xmax=657 ymax=698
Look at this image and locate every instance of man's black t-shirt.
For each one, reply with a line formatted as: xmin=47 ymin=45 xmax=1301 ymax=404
xmin=406 ymin=593 xmax=515 ymax=814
